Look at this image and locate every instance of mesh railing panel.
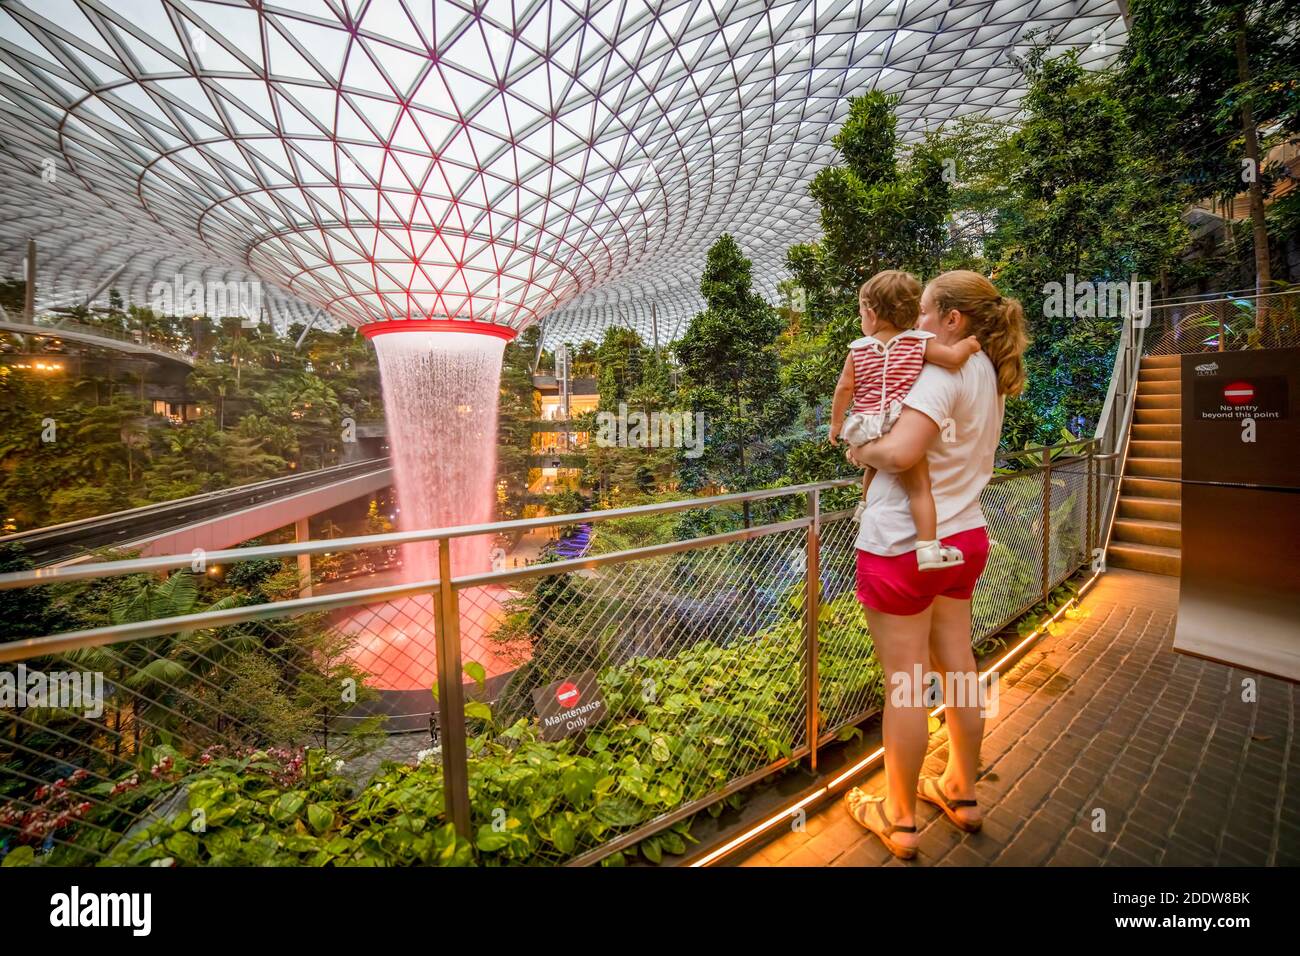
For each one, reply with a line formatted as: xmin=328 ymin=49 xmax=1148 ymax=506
xmin=1144 ymin=291 xmax=1300 ymax=356
xmin=813 ymin=513 xmax=881 ymax=738
xmin=453 ymin=523 xmax=812 ymax=863
xmin=1 ymin=600 xmax=395 ymax=864
xmin=1049 ymin=459 xmax=1090 ymax=587
xmin=972 ymin=474 xmax=1048 ymax=640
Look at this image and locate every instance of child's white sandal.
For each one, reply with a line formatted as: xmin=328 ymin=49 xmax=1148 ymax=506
xmin=917 ymin=540 xmax=964 ymax=571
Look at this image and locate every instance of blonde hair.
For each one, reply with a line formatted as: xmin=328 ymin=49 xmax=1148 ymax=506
xmin=925 ymin=270 xmax=1028 ymax=396
xmin=859 ymin=270 xmax=922 ymax=330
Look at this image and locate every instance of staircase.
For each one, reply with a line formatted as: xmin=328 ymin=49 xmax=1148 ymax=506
xmin=1108 ymin=354 xmax=1182 ymax=576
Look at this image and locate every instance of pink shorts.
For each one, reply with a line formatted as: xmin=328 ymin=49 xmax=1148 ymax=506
xmin=855 ymin=527 xmax=991 ymax=616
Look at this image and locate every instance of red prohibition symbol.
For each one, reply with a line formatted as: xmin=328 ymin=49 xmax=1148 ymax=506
xmin=555 ymin=681 xmax=581 ymax=708
xmin=1222 ymin=381 xmax=1255 ymax=405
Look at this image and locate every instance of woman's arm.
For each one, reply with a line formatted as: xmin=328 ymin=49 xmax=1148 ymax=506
xmin=828 ymin=354 xmax=854 ymax=445
xmin=845 ymin=407 xmax=940 ymax=473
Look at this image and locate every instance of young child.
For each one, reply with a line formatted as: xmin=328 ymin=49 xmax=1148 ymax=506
xmin=829 ymin=271 xmax=982 ymax=571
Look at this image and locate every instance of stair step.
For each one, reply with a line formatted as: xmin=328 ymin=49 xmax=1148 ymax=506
xmin=1141 ymin=354 xmax=1182 ymax=370
xmin=1138 ymin=379 xmax=1181 ymax=396
xmin=1129 ymin=439 xmax=1182 ymax=460
xmin=1139 ymin=366 xmax=1181 ymax=383
xmin=1136 ymin=392 xmax=1182 ymax=409
xmin=1122 ymin=476 xmax=1181 ymax=500
xmin=1127 ymin=457 xmax=1181 ymax=479
xmin=1112 ymin=494 xmax=1185 ymax=522
xmin=1118 ymin=496 xmax=1181 ymax=522
xmin=1108 ymin=542 xmax=1181 ymax=576
xmin=1131 ymin=422 xmax=1181 ymax=441
xmin=1113 ymin=517 xmax=1182 ymax=549
xmin=1134 ymin=407 xmax=1181 ymax=425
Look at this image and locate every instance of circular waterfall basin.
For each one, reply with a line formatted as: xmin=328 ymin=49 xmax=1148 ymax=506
xmin=334 ymin=585 xmax=524 ymax=692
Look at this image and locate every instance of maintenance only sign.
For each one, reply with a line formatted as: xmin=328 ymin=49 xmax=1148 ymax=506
xmin=532 ymin=670 xmax=608 ymax=741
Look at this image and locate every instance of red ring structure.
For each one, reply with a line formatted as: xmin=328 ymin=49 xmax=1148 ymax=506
xmin=359 ymin=319 xmax=518 ymax=342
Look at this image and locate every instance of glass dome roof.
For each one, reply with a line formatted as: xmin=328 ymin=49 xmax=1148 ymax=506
xmin=0 ymin=0 xmax=1125 ymax=342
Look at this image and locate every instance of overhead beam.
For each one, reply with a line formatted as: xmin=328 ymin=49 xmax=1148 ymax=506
xmin=80 ymin=263 xmax=126 ymax=312
xmin=23 ymin=238 xmax=35 ymax=323
xmin=294 ymin=309 xmax=324 ymax=349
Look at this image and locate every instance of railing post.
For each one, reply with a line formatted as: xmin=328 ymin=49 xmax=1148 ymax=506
xmin=1041 ymin=447 xmax=1052 ymax=607
xmin=804 ymin=488 xmax=821 ymax=769
xmin=434 ymin=538 xmax=472 ymax=842
xmin=1085 ymin=441 xmax=1095 ymax=564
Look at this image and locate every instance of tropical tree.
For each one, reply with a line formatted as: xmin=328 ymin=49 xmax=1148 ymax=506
xmin=984 ymin=44 xmax=1189 ymax=444
xmin=674 ymin=235 xmax=796 ymax=524
xmin=188 ymin=361 xmax=237 ymax=430
xmin=782 ymin=91 xmax=955 ymax=404
xmin=497 ymin=327 xmax=537 ymax=525
xmin=1121 ymin=0 xmax=1300 ymax=312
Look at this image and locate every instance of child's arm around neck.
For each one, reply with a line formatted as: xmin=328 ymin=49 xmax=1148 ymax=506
xmin=923 ymin=334 xmax=982 ymax=370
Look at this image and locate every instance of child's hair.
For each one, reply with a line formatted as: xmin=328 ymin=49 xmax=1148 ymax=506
xmin=859 ymin=270 xmax=922 ymax=330
xmin=925 ymin=270 xmax=1028 ymax=396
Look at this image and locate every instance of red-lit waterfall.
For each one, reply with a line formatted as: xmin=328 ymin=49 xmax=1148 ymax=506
xmin=337 ymin=324 xmax=520 ymax=692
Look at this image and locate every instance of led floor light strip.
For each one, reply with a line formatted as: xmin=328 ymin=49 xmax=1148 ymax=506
xmin=690 ymin=571 xmax=1101 ymax=867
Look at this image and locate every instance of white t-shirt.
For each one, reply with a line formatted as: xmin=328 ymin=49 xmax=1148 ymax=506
xmin=854 ymin=351 xmax=1004 ymax=556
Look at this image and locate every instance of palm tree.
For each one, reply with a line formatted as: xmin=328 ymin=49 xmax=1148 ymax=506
xmin=68 ymin=572 xmax=245 ymax=756
xmin=187 ymin=362 xmax=237 ymax=430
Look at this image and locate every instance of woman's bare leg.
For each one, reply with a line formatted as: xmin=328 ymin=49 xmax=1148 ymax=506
xmin=862 ymin=603 xmax=934 ymax=849
xmin=928 ymin=594 xmax=983 ymax=826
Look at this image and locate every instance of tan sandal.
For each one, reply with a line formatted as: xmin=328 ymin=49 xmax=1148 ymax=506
xmin=917 ymin=776 xmax=982 ymax=832
xmin=844 ymin=787 xmax=918 ymax=860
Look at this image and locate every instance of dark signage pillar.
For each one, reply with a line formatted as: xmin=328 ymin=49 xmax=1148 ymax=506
xmin=1173 ymin=347 xmax=1300 ymax=681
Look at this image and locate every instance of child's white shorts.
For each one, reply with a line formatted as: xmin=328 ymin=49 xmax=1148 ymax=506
xmin=842 ymin=399 xmax=904 ymax=447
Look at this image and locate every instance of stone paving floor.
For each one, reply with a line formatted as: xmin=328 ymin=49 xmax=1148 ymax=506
xmin=738 ymin=569 xmax=1300 ymax=867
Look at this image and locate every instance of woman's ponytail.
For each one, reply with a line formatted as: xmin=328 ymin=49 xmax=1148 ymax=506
xmin=926 ymin=270 xmax=1028 ymax=396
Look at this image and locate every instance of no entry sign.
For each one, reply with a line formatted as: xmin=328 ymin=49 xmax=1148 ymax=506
xmin=532 ymin=670 xmax=607 ymax=741
xmin=1223 ymin=381 xmax=1255 ymax=405
xmin=1193 ymin=375 xmax=1287 ymax=421
xmin=554 ymin=681 xmax=581 ymax=708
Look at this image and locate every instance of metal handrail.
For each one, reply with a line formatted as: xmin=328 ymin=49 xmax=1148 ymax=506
xmin=0 ymin=441 xmax=1096 ymax=590
xmin=1149 ymin=288 xmax=1300 ymax=308
xmin=1092 ymin=305 xmax=1143 ymax=549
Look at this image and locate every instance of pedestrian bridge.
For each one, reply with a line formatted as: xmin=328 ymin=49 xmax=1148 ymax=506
xmin=1 ymin=457 xmax=391 ymax=568
xmin=0 ymin=313 xmax=196 ymax=368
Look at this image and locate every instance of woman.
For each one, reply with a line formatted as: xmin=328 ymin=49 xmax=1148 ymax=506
xmin=841 ymin=269 xmax=1028 ymax=860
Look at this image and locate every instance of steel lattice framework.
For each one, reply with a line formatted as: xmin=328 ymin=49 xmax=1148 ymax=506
xmin=0 ymin=0 xmax=1124 ymax=343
